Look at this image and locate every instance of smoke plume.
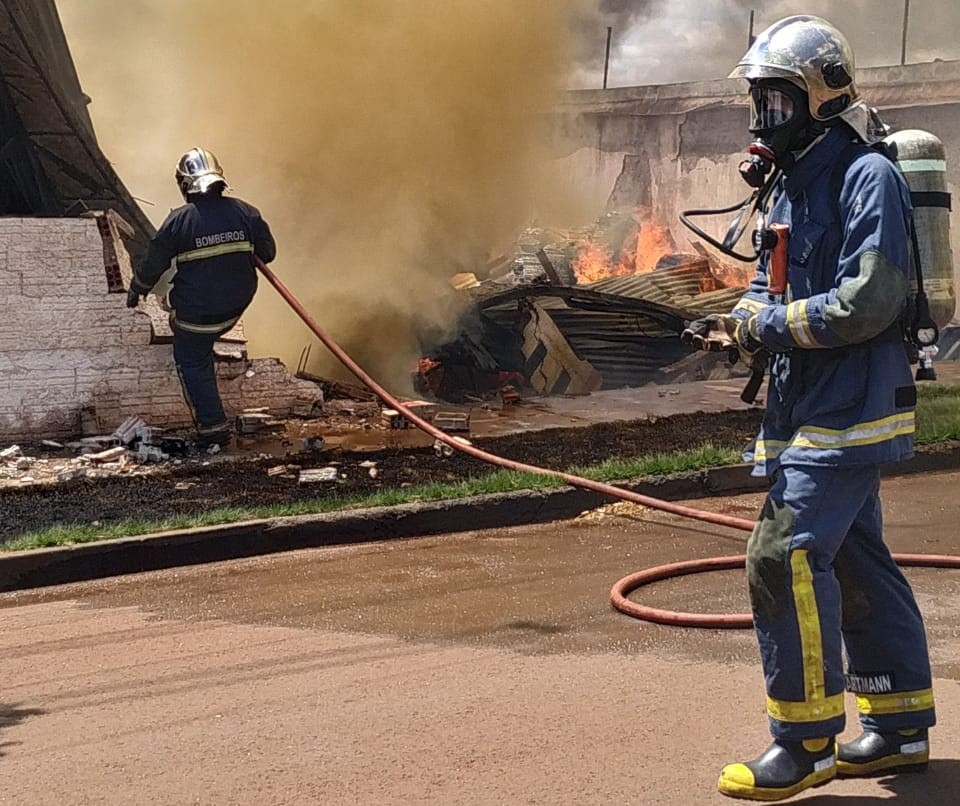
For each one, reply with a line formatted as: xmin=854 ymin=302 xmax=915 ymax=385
xmin=57 ymin=1 xmax=960 ymax=388
xmin=58 ymin=0 xmax=584 ymax=388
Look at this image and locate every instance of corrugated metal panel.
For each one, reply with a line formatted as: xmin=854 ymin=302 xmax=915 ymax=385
xmin=568 ymin=337 xmax=689 ymax=388
xmin=586 ymin=261 xmax=709 ymax=301
xmin=483 ymin=297 xmax=693 ymax=389
xmin=586 ymin=273 xmax=664 ymax=299
xmin=0 ymin=0 xmax=155 ymax=257
xmin=545 ymin=309 xmax=676 ymax=340
xmin=583 ymin=260 xmax=749 ymax=315
xmin=682 ymin=287 xmax=747 ymax=315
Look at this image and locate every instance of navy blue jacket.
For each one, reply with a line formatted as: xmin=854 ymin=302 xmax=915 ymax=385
xmin=134 ymin=193 xmax=276 ymax=328
xmin=730 ymin=125 xmax=916 ymax=475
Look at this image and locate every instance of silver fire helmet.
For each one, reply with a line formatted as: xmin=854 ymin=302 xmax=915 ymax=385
xmin=729 ymin=15 xmax=884 ymax=143
xmin=175 ymin=147 xmax=227 ymax=197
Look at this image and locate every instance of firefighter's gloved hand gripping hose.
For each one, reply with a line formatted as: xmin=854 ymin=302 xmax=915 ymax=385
xmin=254 ymin=256 xmax=960 ymax=629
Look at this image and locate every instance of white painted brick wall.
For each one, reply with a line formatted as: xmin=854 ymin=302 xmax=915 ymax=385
xmin=0 ymin=217 xmax=322 ymax=440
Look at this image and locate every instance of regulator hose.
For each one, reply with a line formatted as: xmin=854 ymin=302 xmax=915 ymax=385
xmin=256 ymin=258 xmax=960 ymax=629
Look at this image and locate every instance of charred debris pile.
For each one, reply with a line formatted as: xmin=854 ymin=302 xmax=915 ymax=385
xmin=415 ymin=211 xmax=753 ymax=403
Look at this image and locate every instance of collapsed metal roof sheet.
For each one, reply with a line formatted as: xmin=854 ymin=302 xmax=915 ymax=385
xmin=585 ymin=262 xmax=746 ymax=316
xmin=473 ymin=270 xmax=739 ymax=390
xmin=0 ymin=0 xmax=154 ymax=258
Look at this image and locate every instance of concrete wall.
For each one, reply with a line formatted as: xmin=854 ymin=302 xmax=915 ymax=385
xmin=552 ymin=61 xmax=960 ymax=322
xmin=0 ymin=217 xmax=321 ymax=440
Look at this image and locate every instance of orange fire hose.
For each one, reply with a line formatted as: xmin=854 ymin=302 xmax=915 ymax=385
xmin=608 ymin=552 xmax=960 ymax=629
xmin=256 ymin=258 xmax=960 ymax=629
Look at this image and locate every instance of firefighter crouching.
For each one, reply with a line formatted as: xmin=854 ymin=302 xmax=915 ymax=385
xmin=682 ymin=16 xmax=935 ymax=801
xmin=127 ymin=148 xmax=277 ymax=447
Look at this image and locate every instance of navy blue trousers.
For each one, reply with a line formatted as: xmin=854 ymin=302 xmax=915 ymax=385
xmin=747 ymin=465 xmax=935 ymax=741
xmin=172 ymin=324 xmax=229 ymax=429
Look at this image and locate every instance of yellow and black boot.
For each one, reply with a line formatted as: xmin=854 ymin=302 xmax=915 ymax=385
xmin=718 ymin=738 xmax=836 ymax=801
xmin=836 ymin=729 xmax=929 ymax=777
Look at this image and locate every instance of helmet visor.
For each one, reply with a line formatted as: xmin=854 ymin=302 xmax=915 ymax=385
xmin=749 ymin=84 xmax=797 ymax=131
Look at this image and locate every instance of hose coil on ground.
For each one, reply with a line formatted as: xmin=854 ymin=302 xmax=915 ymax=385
xmin=610 ymin=552 xmax=960 ymax=629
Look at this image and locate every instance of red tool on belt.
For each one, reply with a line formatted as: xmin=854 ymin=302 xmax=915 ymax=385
xmin=739 ymin=223 xmax=789 ymax=404
xmin=758 ymin=222 xmax=789 ymax=295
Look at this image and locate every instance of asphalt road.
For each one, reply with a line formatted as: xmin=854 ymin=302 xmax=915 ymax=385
xmin=2 ymin=471 xmax=960 ymax=805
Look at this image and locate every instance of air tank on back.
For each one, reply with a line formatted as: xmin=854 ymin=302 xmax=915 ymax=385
xmin=884 ymin=129 xmax=956 ymax=328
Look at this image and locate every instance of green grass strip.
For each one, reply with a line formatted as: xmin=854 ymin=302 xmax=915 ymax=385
xmin=3 ymin=442 xmax=741 ymax=552
xmin=5 ymin=385 xmax=960 ymax=553
xmin=915 ymin=383 xmax=960 ymax=444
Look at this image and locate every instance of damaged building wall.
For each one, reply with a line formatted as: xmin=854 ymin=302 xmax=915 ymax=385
xmin=0 ymin=217 xmax=321 ymax=440
xmin=553 ymin=60 xmax=960 ymax=321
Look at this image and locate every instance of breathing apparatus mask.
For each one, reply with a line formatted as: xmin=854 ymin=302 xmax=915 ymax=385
xmin=741 ymin=79 xmax=818 ymax=185
xmin=680 ymin=79 xmax=825 ymax=262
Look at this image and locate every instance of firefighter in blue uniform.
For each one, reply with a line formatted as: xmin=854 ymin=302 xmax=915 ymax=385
xmin=127 ymin=148 xmax=276 ymax=446
xmin=683 ymin=16 xmax=936 ymax=801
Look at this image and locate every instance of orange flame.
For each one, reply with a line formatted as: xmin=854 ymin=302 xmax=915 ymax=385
xmin=572 ymin=210 xmax=677 ymax=283
xmin=573 ymin=241 xmax=632 ymax=283
xmin=635 ymin=217 xmax=676 ymax=272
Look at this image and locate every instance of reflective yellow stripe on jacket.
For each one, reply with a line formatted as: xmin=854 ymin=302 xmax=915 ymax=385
xmin=786 ymin=299 xmax=821 ymax=347
xmin=176 ymin=241 xmax=254 ymax=264
xmin=170 ymin=313 xmax=241 ymax=335
xmin=755 ymin=412 xmax=916 ymax=464
xmin=732 ymin=296 xmax=772 ymax=316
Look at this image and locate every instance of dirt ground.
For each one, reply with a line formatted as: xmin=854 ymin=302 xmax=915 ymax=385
xmin=0 ymin=409 xmax=762 ymax=543
xmin=2 ymin=470 xmax=959 ymax=805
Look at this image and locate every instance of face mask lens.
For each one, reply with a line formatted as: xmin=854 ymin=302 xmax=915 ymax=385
xmin=749 ymin=85 xmax=795 ymax=130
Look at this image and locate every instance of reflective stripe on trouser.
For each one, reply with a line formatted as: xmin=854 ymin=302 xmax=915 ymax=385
xmin=747 ymin=465 xmax=935 ymax=741
xmin=171 ymin=320 xmax=233 ymax=428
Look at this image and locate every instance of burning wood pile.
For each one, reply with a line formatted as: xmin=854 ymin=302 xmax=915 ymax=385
xmin=415 ymin=209 xmax=756 ymax=402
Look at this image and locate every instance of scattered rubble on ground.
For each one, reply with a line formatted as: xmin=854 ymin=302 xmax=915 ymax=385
xmin=433 ymin=436 xmax=473 ymax=458
xmin=299 ymin=466 xmax=341 ymax=485
xmin=5 ymin=201 xmax=952 ymax=499
xmin=0 ymin=391 xmax=479 ymax=491
xmin=0 ymin=410 xmax=768 ymax=543
xmin=236 ymin=410 xmax=286 ymax=437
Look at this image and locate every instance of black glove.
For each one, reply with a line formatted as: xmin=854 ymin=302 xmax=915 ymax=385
xmin=126 ymin=288 xmax=142 ymax=308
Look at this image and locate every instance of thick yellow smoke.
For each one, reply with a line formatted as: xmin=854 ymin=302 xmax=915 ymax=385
xmin=59 ymin=0 xmax=582 ymax=389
